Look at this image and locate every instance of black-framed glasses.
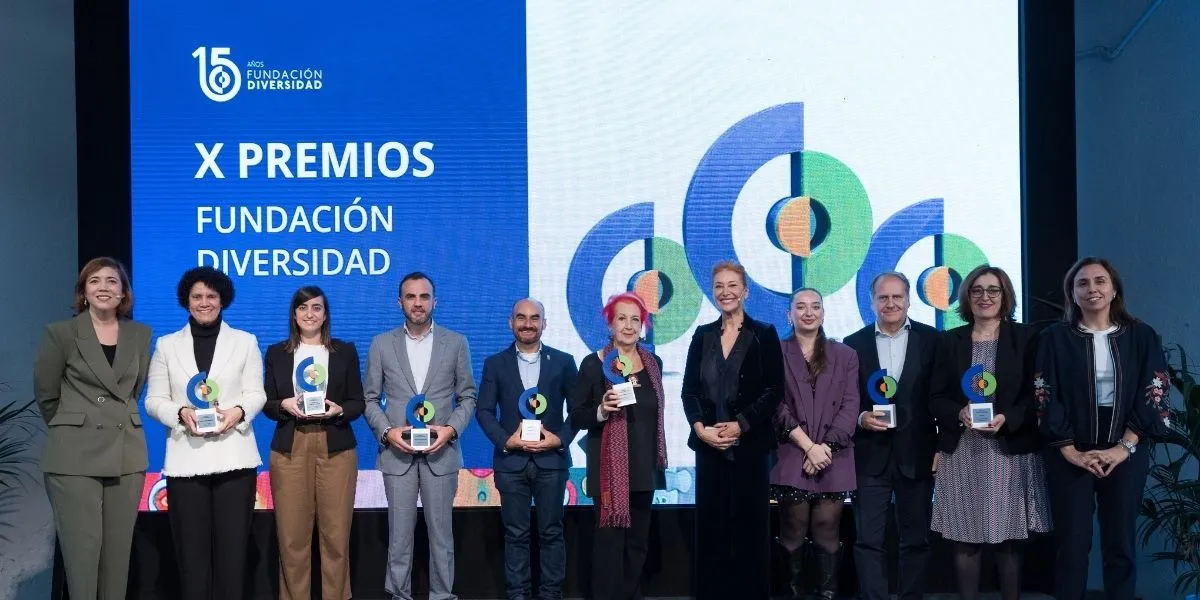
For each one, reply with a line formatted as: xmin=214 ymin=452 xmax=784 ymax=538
xmin=969 ymin=286 xmax=1003 ymax=299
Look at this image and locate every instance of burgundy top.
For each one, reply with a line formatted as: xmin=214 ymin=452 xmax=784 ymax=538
xmin=771 ymin=338 xmax=860 ymax=492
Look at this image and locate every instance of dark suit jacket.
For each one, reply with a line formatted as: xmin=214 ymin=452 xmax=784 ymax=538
xmin=262 ymin=339 xmax=365 ymax=454
xmin=33 ymin=313 xmax=152 ymax=477
xmin=569 ymin=350 xmax=666 ymax=498
xmin=680 ymin=315 xmax=784 ymax=456
xmin=476 ymin=343 xmax=579 ymax=472
xmin=929 ymin=321 xmax=1042 ymax=455
xmin=844 ymin=320 xmax=939 ymax=479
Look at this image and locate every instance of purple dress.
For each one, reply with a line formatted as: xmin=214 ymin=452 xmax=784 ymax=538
xmin=770 ymin=339 xmax=860 ymax=501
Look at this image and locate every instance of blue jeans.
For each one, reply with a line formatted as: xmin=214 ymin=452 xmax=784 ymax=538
xmin=494 ymin=462 xmax=568 ymax=600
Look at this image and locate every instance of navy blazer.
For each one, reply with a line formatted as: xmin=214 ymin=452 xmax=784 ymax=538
xmin=1036 ymin=320 xmax=1170 ymax=449
xmin=843 ymin=320 xmax=939 ymax=479
xmin=476 ymin=343 xmax=579 ymax=472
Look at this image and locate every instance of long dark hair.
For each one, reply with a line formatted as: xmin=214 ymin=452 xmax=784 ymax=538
xmin=285 ymin=286 xmax=334 ymax=352
xmin=1062 ymin=257 xmax=1136 ymax=326
xmin=791 ymin=288 xmax=828 ymax=379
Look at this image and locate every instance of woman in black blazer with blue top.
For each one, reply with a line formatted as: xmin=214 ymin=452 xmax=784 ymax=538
xmin=262 ymin=286 xmax=365 ymax=600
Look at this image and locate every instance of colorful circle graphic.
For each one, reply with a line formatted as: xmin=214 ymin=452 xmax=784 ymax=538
xmin=566 ymin=203 xmax=702 ymax=347
xmin=186 ymin=372 xmax=220 ymax=406
xmin=416 ymin=400 xmax=436 ymax=422
xmin=866 ymin=369 xmax=898 ymax=404
xmin=960 ymin=364 xmax=998 ymax=402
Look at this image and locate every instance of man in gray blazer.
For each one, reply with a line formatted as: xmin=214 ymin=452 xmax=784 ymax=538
xmin=364 ymin=272 xmax=477 ymax=600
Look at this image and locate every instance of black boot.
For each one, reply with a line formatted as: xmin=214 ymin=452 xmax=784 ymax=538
xmin=813 ymin=542 xmax=842 ymax=600
xmin=781 ymin=537 xmax=809 ymax=600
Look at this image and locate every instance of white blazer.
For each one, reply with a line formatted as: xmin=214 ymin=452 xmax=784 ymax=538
xmin=145 ymin=321 xmax=267 ymax=477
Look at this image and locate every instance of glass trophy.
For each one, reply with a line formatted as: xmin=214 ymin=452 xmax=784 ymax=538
xmin=186 ymin=372 xmax=220 ymax=434
xmin=603 ymin=349 xmax=637 ymax=407
xmin=866 ymin=369 xmax=897 ymax=428
xmin=961 ymin=364 xmax=997 ymax=428
xmin=295 ymin=356 xmax=328 ymax=417
xmin=518 ymin=387 xmax=547 ymax=442
xmin=402 ymin=394 xmax=437 ymax=451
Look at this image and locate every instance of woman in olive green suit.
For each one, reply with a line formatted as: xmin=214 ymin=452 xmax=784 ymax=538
xmin=34 ymin=257 xmax=153 ymax=600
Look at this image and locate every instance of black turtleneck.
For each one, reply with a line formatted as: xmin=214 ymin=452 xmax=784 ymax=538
xmin=190 ymin=316 xmax=222 ymax=373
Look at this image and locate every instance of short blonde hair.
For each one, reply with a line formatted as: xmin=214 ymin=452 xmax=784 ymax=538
xmin=711 ymin=260 xmax=747 ymax=286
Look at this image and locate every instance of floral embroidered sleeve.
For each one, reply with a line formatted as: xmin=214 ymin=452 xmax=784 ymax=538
xmin=1129 ymin=324 xmax=1171 ymax=440
xmin=1035 ymin=327 xmax=1073 ymax=447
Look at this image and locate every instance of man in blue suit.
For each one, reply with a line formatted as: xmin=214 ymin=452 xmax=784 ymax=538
xmin=476 ymin=298 xmax=579 ymax=600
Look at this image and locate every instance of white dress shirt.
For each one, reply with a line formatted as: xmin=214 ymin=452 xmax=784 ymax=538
xmin=875 ymin=318 xmax=912 ymax=381
xmin=405 ymin=322 xmax=436 ymax=392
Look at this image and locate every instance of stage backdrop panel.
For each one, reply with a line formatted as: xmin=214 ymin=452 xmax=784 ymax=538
xmin=130 ymin=0 xmax=1020 ymax=508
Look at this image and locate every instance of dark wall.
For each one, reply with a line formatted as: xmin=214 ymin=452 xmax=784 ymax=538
xmin=0 ymin=1 xmax=79 ymax=598
xmin=1075 ymin=2 xmax=1199 ymax=598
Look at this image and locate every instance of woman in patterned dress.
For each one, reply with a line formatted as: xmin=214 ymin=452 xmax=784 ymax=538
xmin=928 ymin=265 xmax=1051 ymax=600
xmin=770 ymin=288 xmax=860 ymax=600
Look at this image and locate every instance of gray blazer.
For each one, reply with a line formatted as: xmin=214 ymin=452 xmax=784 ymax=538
xmin=363 ymin=324 xmax=477 ymax=476
xmin=33 ymin=312 xmax=152 ymax=477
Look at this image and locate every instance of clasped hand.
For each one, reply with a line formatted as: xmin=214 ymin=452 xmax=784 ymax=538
xmin=1062 ymin=445 xmax=1128 ymax=477
xmin=696 ymin=421 xmax=741 ymax=450
xmin=802 ymin=442 xmax=833 ymax=476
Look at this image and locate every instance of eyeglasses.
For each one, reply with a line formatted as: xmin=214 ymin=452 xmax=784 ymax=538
xmin=969 ymin=286 xmax=1003 ymax=299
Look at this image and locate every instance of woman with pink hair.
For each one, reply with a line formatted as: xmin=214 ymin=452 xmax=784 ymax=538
xmin=569 ymin=291 xmax=668 ymax=600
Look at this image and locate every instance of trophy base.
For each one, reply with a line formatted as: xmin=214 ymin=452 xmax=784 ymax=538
xmin=520 ymin=419 xmax=542 ymax=442
xmin=194 ymin=407 xmax=218 ymax=433
xmin=970 ymin=402 xmax=995 ymax=428
xmin=301 ymin=391 xmax=326 ymax=417
xmin=874 ymin=404 xmax=897 ymax=428
xmin=613 ymin=382 xmax=637 ymax=407
xmin=403 ymin=428 xmax=437 ymax=451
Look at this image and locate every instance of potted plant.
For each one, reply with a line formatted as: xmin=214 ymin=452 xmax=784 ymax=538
xmin=1139 ymin=344 xmax=1200 ymax=597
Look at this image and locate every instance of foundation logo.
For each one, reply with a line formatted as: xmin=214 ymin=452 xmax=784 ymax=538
xmin=192 ymin=46 xmax=324 ymax=102
xmin=192 ymin=47 xmax=241 ymax=102
xmin=567 ymin=102 xmax=990 ymax=346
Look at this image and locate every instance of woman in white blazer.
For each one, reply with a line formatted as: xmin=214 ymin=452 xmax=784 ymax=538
xmin=145 ymin=266 xmax=266 ymax=600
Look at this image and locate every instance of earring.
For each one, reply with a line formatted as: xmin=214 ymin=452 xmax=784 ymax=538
xmin=83 ymin=299 xmax=89 ymax=307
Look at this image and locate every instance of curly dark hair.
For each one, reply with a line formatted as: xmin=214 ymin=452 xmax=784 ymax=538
xmin=176 ymin=266 xmax=235 ymax=309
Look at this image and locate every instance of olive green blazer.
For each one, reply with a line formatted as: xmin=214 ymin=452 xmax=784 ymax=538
xmin=34 ymin=312 xmax=152 ymax=477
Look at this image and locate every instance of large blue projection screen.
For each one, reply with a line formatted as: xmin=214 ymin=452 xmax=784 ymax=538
xmin=130 ymin=1 xmax=1020 ymax=509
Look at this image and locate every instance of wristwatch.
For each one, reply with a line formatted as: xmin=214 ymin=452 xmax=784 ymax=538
xmin=381 ymin=426 xmax=394 ymax=445
xmin=1118 ymin=439 xmax=1137 ymax=454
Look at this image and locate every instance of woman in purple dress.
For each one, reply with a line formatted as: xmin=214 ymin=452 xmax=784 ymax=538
xmin=771 ymin=288 xmax=860 ymax=600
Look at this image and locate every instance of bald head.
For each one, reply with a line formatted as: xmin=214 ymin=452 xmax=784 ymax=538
xmin=511 ymin=298 xmax=545 ymax=319
xmin=510 ymin=298 xmax=546 ymax=350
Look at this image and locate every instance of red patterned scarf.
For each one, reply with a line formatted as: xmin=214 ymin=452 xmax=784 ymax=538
xmin=598 ymin=342 xmax=667 ymax=528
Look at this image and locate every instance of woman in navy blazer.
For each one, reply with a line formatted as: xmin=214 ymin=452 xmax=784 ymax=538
xmin=262 ymin=286 xmax=364 ymax=600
